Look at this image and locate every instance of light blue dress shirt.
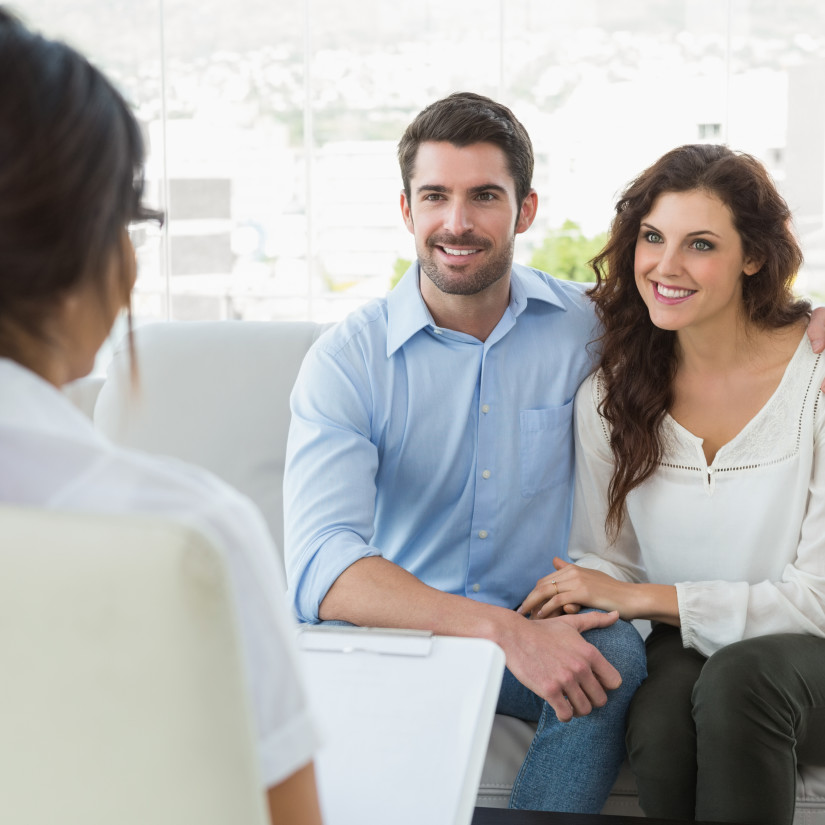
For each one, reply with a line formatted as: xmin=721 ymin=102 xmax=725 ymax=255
xmin=284 ymin=262 xmax=598 ymax=623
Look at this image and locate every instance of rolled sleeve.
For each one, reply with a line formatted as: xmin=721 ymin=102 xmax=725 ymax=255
xmin=284 ymin=331 xmax=384 ymax=623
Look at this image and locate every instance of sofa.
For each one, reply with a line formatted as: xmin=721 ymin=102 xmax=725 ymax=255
xmin=65 ymin=319 xmax=825 ymax=822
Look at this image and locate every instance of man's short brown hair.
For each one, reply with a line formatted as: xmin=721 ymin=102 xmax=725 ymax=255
xmin=397 ymin=92 xmax=534 ymax=205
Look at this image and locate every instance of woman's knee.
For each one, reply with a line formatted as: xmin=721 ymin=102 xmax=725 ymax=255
xmin=693 ymin=636 xmax=795 ymax=727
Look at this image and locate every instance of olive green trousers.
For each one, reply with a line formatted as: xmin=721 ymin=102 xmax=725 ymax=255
xmin=627 ymin=623 xmax=825 ymax=825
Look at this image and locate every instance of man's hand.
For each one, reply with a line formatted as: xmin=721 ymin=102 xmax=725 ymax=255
xmin=808 ymin=306 xmax=825 ymax=357
xmin=499 ymin=609 xmax=621 ymax=723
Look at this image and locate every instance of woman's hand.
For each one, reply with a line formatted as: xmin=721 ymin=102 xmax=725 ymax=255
xmin=518 ymin=557 xmax=681 ymax=625
xmin=518 ymin=557 xmax=637 ymax=620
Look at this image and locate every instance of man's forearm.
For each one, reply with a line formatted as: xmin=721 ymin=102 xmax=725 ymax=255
xmin=319 ymin=555 xmax=515 ymax=644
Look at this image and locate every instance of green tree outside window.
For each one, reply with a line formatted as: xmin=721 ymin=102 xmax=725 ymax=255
xmin=529 ymin=220 xmax=607 ymax=283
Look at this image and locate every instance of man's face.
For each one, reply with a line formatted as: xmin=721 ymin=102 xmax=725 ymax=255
xmin=400 ymin=141 xmax=536 ymax=298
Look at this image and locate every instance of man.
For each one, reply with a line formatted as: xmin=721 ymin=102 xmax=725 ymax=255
xmin=283 ymin=92 xmax=646 ymax=813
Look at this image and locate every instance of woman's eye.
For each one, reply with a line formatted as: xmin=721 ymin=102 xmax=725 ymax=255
xmin=644 ymin=231 xmax=662 ymax=243
xmin=693 ymin=239 xmax=712 ymax=251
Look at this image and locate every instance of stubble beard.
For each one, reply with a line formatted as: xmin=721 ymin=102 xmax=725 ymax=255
xmin=418 ymin=234 xmax=515 ymax=296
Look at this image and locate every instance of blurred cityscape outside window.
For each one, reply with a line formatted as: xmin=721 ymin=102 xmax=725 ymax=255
xmin=17 ymin=0 xmax=825 ymax=339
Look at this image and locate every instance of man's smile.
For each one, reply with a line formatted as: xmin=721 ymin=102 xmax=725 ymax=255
xmin=441 ymin=246 xmax=480 ymax=256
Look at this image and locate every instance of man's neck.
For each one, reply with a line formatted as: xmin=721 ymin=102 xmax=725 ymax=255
xmin=420 ymin=272 xmax=511 ymax=342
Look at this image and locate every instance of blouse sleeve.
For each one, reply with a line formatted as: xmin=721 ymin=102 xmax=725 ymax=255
xmin=567 ymin=373 xmax=648 ymax=584
xmin=679 ymin=395 xmax=825 ymax=656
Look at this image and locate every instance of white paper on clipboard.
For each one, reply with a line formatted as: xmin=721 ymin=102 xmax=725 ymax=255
xmin=297 ymin=626 xmax=505 ymax=825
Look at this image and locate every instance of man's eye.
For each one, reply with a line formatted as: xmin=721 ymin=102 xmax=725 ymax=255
xmin=476 ymin=192 xmax=495 ymax=201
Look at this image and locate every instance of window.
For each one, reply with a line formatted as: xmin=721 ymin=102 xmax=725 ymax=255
xmin=698 ymin=123 xmax=723 ymax=140
xmin=18 ymin=0 xmax=825 ymax=324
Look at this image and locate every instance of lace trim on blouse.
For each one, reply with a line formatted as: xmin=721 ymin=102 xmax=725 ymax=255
xmin=594 ymin=338 xmax=822 ymax=484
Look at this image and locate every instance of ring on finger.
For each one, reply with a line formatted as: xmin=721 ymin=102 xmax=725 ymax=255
xmin=551 ymin=580 xmax=559 ymax=596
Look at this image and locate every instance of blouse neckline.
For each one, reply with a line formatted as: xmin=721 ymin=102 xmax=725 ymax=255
xmin=661 ymin=333 xmax=816 ymax=474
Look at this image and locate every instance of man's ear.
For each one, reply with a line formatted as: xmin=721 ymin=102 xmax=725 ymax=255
xmin=515 ymin=190 xmax=538 ymax=235
xmin=400 ymin=190 xmax=414 ymax=235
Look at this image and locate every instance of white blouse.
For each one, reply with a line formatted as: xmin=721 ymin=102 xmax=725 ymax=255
xmin=0 ymin=358 xmax=317 ymax=787
xmin=569 ymin=336 xmax=825 ymax=657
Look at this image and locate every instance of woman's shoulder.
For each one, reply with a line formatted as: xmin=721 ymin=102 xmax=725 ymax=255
xmin=107 ymin=441 xmax=242 ymax=506
xmin=792 ymin=336 xmax=825 ymax=428
xmin=780 ymin=329 xmax=825 ymax=401
xmin=575 ymin=368 xmax=605 ymax=409
xmin=101 ymin=443 xmax=280 ymax=571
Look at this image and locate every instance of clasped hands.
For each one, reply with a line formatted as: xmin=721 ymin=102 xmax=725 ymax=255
xmin=504 ymin=558 xmax=634 ymax=722
xmin=518 ymin=556 xmax=632 ymax=620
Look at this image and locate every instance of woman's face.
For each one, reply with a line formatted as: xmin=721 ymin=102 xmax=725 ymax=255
xmin=633 ymin=189 xmax=761 ymax=336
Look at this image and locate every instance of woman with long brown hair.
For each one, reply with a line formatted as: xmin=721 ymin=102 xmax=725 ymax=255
xmin=519 ymin=144 xmax=825 ymax=825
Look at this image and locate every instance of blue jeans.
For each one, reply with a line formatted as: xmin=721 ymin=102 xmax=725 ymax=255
xmin=497 ymin=615 xmax=646 ymax=813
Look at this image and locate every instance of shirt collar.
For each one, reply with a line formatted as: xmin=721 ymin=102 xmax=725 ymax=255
xmin=386 ymin=261 xmax=568 ymax=356
xmin=386 ymin=262 xmax=435 ymax=356
xmin=509 ymin=262 xmax=568 ymax=313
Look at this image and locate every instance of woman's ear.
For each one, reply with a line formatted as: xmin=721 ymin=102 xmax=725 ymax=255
xmin=743 ymin=256 xmax=764 ymax=276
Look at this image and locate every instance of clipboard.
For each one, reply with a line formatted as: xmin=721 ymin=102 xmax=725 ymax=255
xmin=297 ymin=626 xmax=505 ymax=825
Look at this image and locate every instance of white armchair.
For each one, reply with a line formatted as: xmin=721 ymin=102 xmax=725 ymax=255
xmin=0 ymin=504 xmax=267 ymax=825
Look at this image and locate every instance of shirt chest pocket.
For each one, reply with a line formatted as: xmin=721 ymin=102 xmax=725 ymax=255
xmin=519 ymin=402 xmax=575 ymax=498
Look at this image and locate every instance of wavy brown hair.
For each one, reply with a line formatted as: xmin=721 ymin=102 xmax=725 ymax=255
xmin=589 ymin=143 xmax=809 ymax=536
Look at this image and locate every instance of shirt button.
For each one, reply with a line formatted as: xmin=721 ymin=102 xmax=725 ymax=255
xmin=472 ymin=583 xmax=481 ymax=593
xmin=481 ymin=404 xmax=490 ymax=414
xmin=478 ymin=530 xmax=488 ymax=539
xmin=482 ymin=470 xmax=491 ymax=479
xmin=432 ymin=327 xmax=443 ymax=335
